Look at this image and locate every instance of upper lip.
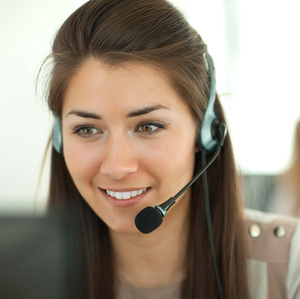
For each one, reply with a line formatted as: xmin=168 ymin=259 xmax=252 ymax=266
xmin=100 ymin=187 xmax=148 ymax=192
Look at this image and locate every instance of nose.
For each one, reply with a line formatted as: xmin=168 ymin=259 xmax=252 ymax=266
xmin=100 ymin=135 xmax=139 ymax=180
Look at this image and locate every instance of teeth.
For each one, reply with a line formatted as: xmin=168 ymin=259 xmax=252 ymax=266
xmin=106 ymin=188 xmax=147 ymax=200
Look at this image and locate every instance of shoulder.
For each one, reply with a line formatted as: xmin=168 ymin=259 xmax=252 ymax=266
xmin=244 ymin=209 xmax=300 ymax=299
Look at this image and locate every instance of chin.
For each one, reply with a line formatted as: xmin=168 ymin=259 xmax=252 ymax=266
xmin=110 ymin=224 xmax=141 ymax=235
xmin=105 ymin=216 xmax=140 ymax=235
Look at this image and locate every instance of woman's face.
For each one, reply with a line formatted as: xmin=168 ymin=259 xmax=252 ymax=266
xmin=62 ymin=59 xmax=198 ymax=234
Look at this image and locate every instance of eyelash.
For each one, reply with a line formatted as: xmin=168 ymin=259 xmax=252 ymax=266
xmin=72 ymin=122 xmax=166 ymax=139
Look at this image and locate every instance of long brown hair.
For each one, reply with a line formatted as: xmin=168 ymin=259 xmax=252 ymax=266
xmin=43 ymin=0 xmax=249 ymax=298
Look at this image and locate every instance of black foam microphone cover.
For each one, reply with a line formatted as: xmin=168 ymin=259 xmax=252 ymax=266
xmin=135 ymin=206 xmax=163 ymax=234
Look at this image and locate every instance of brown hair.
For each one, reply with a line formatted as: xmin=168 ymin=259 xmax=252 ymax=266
xmin=43 ymin=0 xmax=249 ymax=298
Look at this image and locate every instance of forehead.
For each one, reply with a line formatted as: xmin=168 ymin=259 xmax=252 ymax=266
xmin=62 ymin=59 xmax=193 ymax=117
xmin=65 ymin=59 xmax=173 ymax=95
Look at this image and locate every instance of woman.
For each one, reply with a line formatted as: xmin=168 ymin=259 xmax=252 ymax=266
xmin=42 ymin=0 xmax=300 ymax=298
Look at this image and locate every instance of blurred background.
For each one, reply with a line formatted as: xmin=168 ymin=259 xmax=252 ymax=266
xmin=1 ymin=0 xmax=300 ymax=215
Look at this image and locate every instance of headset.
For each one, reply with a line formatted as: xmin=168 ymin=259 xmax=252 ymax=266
xmin=198 ymin=53 xmax=220 ymax=150
xmin=52 ymin=117 xmax=63 ymax=154
xmin=134 ymin=53 xmax=225 ymax=299
xmin=51 ymin=53 xmax=225 ymax=298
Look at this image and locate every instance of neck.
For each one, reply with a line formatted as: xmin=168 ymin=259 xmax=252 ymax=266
xmin=110 ymin=191 xmax=190 ymax=289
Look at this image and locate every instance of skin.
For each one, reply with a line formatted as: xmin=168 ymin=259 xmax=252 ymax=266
xmin=62 ymin=59 xmax=198 ymax=288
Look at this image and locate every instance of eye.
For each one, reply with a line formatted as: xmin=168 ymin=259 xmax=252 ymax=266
xmin=73 ymin=126 xmax=101 ymax=139
xmin=137 ymin=122 xmax=166 ymax=135
xmin=81 ymin=127 xmax=98 ymax=135
xmin=140 ymin=124 xmax=156 ymax=132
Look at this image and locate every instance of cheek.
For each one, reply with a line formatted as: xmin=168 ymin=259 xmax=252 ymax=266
xmin=144 ymin=130 xmax=196 ymax=182
xmin=163 ymin=129 xmax=196 ymax=162
xmin=63 ymin=142 xmax=100 ymax=186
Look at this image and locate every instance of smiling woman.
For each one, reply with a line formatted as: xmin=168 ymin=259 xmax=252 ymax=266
xmin=62 ymin=60 xmax=197 ymax=233
xmin=40 ymin=0 xmax=300 ymax=298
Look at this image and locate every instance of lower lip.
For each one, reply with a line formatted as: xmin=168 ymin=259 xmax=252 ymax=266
xmin=99 ymin=188 xmax=150 ymax=208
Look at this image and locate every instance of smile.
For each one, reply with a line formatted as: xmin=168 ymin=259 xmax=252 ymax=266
xmin=106 ymin=188 xmax=147 ymax=200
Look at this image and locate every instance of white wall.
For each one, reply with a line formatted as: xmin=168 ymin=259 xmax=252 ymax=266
xmin=225 ymin=0 xmax=300 ymax=174
xmin=186 ymin=0 xmax=300 ymax=174
xmin=0 ymin=0 xmax=75 ymax=213
xmin=1 ymin=0 xmax=300 ymax=214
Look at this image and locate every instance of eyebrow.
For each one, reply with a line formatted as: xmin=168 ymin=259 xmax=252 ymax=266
xmin=66 ymin=110 xmax=102 ymax=119
xmin=126 ymin=104 xmax=169 ymax=118
xmin=65 ymin=104 xmax=169 ymax=120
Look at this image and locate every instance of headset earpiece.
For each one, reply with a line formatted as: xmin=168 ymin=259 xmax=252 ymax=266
xmin=197 ymin=53 xmax=224 ymax=151
xmin=52 ymin=116 xmax=63 ymax=154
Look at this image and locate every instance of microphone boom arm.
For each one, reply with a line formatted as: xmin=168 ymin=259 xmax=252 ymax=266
xmin=155 ymin=144 xmax=221 ymax=217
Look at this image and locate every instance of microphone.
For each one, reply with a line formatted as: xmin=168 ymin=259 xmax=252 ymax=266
xmin=135 ymin=123 xmax=227 ymax=234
